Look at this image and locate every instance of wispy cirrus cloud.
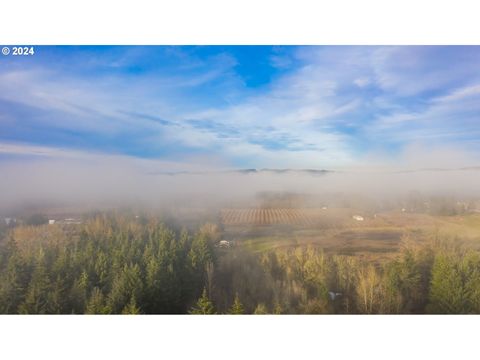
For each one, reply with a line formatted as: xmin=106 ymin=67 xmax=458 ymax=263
xmin=1 ymin=46 xmax=480 ymax=170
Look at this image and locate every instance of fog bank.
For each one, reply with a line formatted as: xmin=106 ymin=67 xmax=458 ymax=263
xmin=1 ymin=154 xmax=480 ymax=214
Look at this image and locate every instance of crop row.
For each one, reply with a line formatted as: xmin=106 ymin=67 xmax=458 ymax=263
xmin=221 ymin=208 xmax=326 ymax=226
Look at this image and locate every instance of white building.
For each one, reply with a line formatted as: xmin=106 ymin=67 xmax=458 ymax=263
xmin=218 ymin=240 xmax=231 ymax=248
xmin=352 ymin=215 xmax=364 ymax=221
xmin=4 ymin=218 xmax=16 ymax=225
xmin=48 ymin=219 xmax=56 ymax=225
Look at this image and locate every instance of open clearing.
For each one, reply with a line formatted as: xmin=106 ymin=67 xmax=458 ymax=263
xmin=220 ymin=208 xmax=480 ymax=258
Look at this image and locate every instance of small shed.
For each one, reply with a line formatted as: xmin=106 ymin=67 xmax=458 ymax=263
xmin=218 ymin=240 xmax=231 ymax=248
xmin=352 ymin=215 xmax=364 ymax=221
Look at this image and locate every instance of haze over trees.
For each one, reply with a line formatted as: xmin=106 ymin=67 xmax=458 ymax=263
xmin=1 ymin=212 xmax=480 ymax=314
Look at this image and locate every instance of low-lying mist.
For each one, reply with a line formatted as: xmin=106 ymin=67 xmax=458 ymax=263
xmin=1 ymin=153 xmax=480 ymax=215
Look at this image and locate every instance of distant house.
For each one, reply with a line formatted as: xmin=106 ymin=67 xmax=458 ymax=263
xmin=48 ymin=219 xmax=56 ymax=225
xmin=4 ymin=217 xmax=16 ymax=226
xmin=218 ymin=240 xmax=231 ymax=248
xmin=352 ymin=215 xmax=364 ymax=221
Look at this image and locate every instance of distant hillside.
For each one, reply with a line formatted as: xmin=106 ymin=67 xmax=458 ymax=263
xmin=148 ymin=168 xmax=333 ymax=176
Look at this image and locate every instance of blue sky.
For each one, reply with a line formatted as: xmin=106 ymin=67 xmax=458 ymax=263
xmin=1 ymin=46 xmax=480 ymax=169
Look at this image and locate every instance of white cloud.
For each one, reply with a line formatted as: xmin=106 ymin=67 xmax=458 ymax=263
xmin=432 ymin=84 xmax=480 ymax=103
xmin=0 ymin=141 xmax=222 ymax=172
xmin=353 ymin=77 xmax=371 ymax=87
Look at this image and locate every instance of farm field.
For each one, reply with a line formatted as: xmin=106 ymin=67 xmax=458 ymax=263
xmin=220 ymin=207 xmax=360 ymax=227
xmin=220 ymin=208 xmax=480 ymax=259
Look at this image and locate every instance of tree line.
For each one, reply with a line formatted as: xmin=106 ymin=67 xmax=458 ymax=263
xmin=1 ymin=213 xmax=479 ymax=314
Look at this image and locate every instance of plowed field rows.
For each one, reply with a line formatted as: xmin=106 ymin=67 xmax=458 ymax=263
xmin=221 ymin=208 xmax=327 ymax=226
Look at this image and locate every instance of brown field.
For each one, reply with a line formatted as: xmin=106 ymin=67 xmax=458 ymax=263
xmin=220 ymin=208 xmax=480 ymax=259
xmin=220 ymin=207 xmax=397 ymax=230
xmin=221 ymin=208 xmax=343 ymax=226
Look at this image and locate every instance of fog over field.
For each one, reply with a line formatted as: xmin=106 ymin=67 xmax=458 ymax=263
xmin=1 ymin=142 xmax=479 ymax=213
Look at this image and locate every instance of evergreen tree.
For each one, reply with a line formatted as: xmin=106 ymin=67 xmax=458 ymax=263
xmin=273 ymin=302 xmax=283 ymax=314
xmin=189 ymin=288 xmax=215 ymax=314
xmin=49 ymin=275 xmax=69 ymax=314
xmin=121 ymin=296 xmax=141 ymax=314
xmin=462 ymin=251 xmax=480 ymax=312
xmin=254 ymin=303 xmax=268 ymax=314
xmin=18 ymin=249 xmax=50 ymax=314
xmin=108 ymin=264 xmax=143 ymax=313
xmin=382 ymin=261 xmax=403 ymax=313
xmin=0 ymin=253 xmax=29 ymax=313
xmin=86 ymin=287 xmax=111 ymax=314
xmin=428 ymin=253 xmax=467 ymax=313
xmin=69 ymin=270 xmax=89 ymax=314
xmin=228 ymin=293 xmax=245 ymax=314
